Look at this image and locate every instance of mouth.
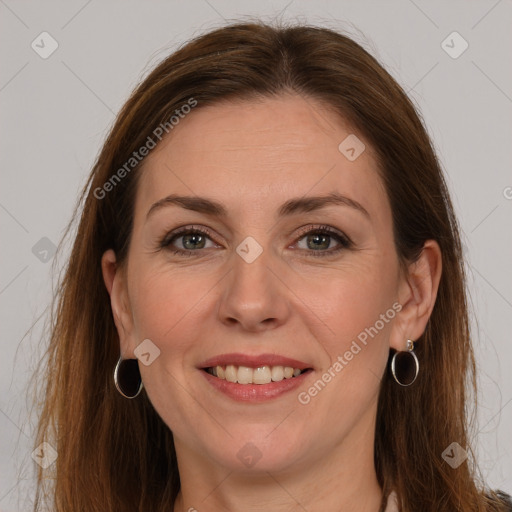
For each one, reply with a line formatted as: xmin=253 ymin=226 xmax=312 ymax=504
xmin=203 ymin=364 xmax=312 ymax=385
xmin=198 ymin=353 xmax=314 ymax=401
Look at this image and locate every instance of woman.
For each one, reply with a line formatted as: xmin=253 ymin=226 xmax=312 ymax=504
xmin=33 ymin=20 xmax=511 ymax=511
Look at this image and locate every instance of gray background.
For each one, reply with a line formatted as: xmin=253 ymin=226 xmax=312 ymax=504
xmin=1 ymin=0 xmax=511 ymax=509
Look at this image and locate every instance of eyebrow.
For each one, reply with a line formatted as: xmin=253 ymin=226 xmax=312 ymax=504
xmin=146 ymin=192 xmax=370 ymax=220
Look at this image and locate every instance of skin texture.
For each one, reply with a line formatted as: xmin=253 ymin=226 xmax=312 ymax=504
xmin=102 ymin=94 xmax=442 ymax=512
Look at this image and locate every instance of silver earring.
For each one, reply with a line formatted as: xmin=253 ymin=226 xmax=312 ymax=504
xmin=390 ymin=339 xmax=419 ymax=386
xmin=114 ymin=357 xmax=143 ymax=399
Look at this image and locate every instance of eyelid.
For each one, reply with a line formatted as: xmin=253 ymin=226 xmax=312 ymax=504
xmin=292 ymin=224 xmax=351 ymax=244
xmin=160 ymin=224 xmax=219 ymax=247
xmin=159 ymin=223 xmax=352 ymax=256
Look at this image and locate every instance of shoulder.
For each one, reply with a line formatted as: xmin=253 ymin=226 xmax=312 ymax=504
xmin=384 ymin=491 xmax=398 ymax=512
xmin=490 ymin=490 xmax=512 ymax=511
xmin=497 ymin=490 xmax=512 ymax=507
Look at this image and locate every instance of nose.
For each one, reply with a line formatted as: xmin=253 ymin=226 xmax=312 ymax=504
xmin=216 ymin=247 xmax=291 ymax=333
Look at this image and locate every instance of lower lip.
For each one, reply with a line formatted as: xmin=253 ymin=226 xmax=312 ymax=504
xmin=201 ymin=369 xmax=312 ymax=402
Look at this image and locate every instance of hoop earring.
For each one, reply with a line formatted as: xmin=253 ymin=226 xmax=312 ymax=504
xmin=390 ymin=339 xmax=419 ymax=386
xmin=114 ymin=357 xmax=143 ymax=399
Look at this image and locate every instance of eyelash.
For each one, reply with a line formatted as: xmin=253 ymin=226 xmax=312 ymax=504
xmin=158 ymin=224 xmax=352 ymax=258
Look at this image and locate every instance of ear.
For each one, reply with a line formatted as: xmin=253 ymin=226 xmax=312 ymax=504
xmin=389 ymin=240 xmax=442 ymax=351
xmin=101 ymin=249 xmax=137 ymax=358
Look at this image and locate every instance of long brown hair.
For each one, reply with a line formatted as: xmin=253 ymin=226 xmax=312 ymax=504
xmin=32 ymin=19 xmax=510 ymax=511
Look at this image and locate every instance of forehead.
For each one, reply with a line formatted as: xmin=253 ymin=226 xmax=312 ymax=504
xmin=134 ymin=94 xmax=388 ymax=221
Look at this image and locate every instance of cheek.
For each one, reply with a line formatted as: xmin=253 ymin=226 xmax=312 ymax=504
xmin=301 ymin=259 xmax=397 ymax=350
xmin=302 ymin=262 xmax=397 ymax=401
xmin=127 ymin=266 xmax=217 ymax=431
xmin=129 ymin=263 xmax=212 ymax=346
xmin=329 ymin=282 xmax=394 ymax=345
xmin=296 ymin=277 xmax=394 ymax=433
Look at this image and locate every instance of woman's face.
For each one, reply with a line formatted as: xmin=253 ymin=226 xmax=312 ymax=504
xmin=107 ymin=94 xmax=411 ymax=473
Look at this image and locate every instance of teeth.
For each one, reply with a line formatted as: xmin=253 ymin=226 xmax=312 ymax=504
xmin=271 ymin=366 xmax=284 ymax=382
xmin=225 ymin=365 xmax=237 ymax=383
xmin=253 ymin=366 xmax=271 ymax=384
xmin=208 ymin=364 xmax=305 ymax=384
xmin=237 ymin=366 xmax=253 ymax=384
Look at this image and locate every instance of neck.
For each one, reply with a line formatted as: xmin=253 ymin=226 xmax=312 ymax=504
xmin=173 ymin=406 xmax=383 ymax=512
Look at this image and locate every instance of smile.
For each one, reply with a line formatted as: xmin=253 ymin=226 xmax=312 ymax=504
xmin=199 ymin=353 xmax=314 ymax=402
xmin=205 ymin=364 xmax=309 ymax=385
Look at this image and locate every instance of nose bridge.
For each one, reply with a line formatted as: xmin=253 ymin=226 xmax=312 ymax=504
xmin=216 ymin=239 xmax=289 ymax=331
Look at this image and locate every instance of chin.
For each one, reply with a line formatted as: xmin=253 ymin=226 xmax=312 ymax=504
xmin=205 ymin=425 xmax=312 ymax=473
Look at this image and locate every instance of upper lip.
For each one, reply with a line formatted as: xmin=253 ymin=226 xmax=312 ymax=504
xmin=199 ymin=353 xmax=312 ymax=370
